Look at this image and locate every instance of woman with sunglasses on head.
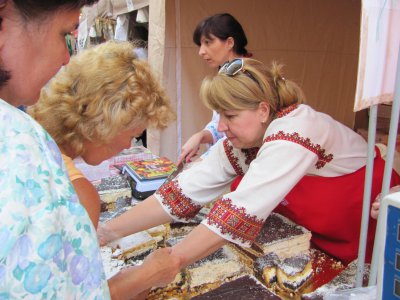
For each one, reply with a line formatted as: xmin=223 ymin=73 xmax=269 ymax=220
xmin=177 ymin=13 xmax=251 ymax=165
xmin=99 ymin=58 xmax=400 ymax=267
xmin=0 ymin=1 xmax=180 ymax=298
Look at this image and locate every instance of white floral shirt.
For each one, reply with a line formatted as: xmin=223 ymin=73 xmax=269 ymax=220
xmin=204 ymin=111 xmax=225 ymax=144
xmin=0 ymin=99 xmax=110 ymax=299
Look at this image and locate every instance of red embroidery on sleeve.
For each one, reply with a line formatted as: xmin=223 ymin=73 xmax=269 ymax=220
xmin=156 ymin=181 xmax=202 ymax=220
xmin=264 ymin=131 xmax=333 ymax=169
xmin=207 ymin=198 xmax=264 ymax=244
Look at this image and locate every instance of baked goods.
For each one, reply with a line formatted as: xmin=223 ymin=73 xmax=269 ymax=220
xmin=111 ymin=231 xmax=157 ymax=260
xmin=147 ymin=243 xmax=252 ymax=299
xmin=255 ymin=251 xmax=313 ymax=294
xmin=191 ymin=275 xmax=283 ymax=299
xmin=248 ymin=213 xmax=311 ymax=259
xmin=94 ymin=174 xmax=132 ymax=211
xmin=187 ymin=245 xmax=252 ymax=295
xmin=146 ymin=223 xmax=170 ymax=244
xmin=147 ymin=271 xmax=188 ymax=300
xmin=276 ymin=252 xmax=313 ymax=292
xmin=255 ymin=252 xmax=280 ymax=287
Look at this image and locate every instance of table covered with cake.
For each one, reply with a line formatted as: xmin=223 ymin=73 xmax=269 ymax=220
xmin=88 ymin=147 xmax=372 ymax=300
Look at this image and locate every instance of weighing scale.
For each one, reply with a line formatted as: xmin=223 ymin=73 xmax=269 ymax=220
xmin=377 ymin=192 xmax=400 ymax=299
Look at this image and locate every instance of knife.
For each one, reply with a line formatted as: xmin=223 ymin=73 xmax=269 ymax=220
xmin=162 ymin=161 xmax=185 ymax=185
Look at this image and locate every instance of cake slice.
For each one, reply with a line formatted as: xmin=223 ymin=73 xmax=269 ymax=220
xmin=94 ymin=174 xmax=132 ymax=211
xmin=276 ymin=252 xmax=313 ymax=292
xmin=246 ymin=213 xmax=311 ymax=259
xmin=186 ymin=245 xmax=252 ymax=295
xmin=111 ymin=231 xmax=157 ymax=260
xmin=191 ymin=275 xmax=283 ymax=299
xmin=254 ymin=252 xmax=280 ymax=287
xmin=146 ymin=223 xmax=170 ymax=244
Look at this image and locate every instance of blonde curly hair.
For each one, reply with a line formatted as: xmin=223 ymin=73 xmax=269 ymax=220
xmin=29 ymin=41 xmax=175 ymax=155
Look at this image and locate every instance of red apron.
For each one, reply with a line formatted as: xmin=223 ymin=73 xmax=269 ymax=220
xmin=232 ymin=149 xmax=400 ymax=264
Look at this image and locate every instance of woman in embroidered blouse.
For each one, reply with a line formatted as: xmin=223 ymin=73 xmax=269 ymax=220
xmin=177 ymin=13 xmax=251 ymax=165
xmin=0 ymin=1 xmax=180 ymax=299
xmin=99 ymin=58 xmax=400 ymax=266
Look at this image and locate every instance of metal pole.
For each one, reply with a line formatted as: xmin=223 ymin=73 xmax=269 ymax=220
xmin=356 ymin=104 xmax=377 ymax=287
xmin=369 ymin=45 xmax=400 ymax=286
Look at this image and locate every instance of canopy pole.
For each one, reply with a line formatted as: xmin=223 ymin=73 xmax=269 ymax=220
xmin=356 ymin=104 xmax=377 ymax=287
xmin=369 ymin=45 xmax=400 ymax=286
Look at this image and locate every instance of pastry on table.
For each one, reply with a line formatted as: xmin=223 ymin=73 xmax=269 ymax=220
xmin=94 ymin=174 xmax=132 ymax=211
xmin=245 ymin=213 xmax=312 ymax=259
xmin=191 ymin=275 xmax=283 ymax=299
xmin=254 ymin=252 xmax=280 ymax=287
xmin=110 ymin=231 xmax=157 ymax=260
xmin=276 ymin=252 xmax=313 ymax=293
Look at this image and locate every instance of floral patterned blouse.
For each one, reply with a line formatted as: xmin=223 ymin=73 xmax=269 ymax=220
xmin=0 ymin=99 xmax=110 ymax=299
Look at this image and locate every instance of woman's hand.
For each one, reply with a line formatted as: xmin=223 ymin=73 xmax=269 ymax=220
xmin=177 ymin=130 xmax=214 ymax=165
xmin=108 ymin=247 xmax=181 ymax=299
xmin=142 ymin=247 xmax=182 ymax=287
xmin=177 ymin=132 xmax=203 ymax=165
xmin=97 ymin=222 xmax=121 ymax=246
xmin=370 ymin=201 xmax=380 ymax=219
xmin=371 ymin=185 xmax=400 ymax=219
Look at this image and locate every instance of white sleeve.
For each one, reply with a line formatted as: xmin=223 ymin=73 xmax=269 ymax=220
xmin=202 ymin=138 xmax=318 ymax=247
xmin=154 ymin=140 xmax=236 ymax=222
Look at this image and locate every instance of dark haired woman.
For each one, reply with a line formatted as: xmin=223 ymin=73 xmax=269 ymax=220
xmin=177 ymin=13 xmax=252 ymax=165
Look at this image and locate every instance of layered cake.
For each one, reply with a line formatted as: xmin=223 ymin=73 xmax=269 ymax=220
xmin=110 ymin=231 xmax=157 ymax=260
xmin=254 ymin=252 xmax=280 ymax=287
xmin=94 ymin=174 xmax=132 ymax=211
xmin=191 ymin=275 xmax=283 ymax=299
xmin=146 ymin=223 xmax=170 ymax=244
xmin=169 ymin=222 xmax=199 ymax=238
xmin=246 ymin=213 xmax=311 ymax=259
xmin=276 ymin=252 xmax=313 ymax=292
xmin=186 ymin=245 xmax=252 ymax=295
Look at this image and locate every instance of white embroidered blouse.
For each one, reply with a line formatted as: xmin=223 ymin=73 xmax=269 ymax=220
xmin=154 ymin=104 xmax=368 ymax=247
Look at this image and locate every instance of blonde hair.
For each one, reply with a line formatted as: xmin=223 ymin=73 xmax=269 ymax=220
xmin=200 ymin=58 xmax=305 ymax=118
xmin=29 ymin=41 xmax=175 ymax=155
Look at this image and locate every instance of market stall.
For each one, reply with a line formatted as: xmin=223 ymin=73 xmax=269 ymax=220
xmin=79 ymin=0 xmax=362 ymax=160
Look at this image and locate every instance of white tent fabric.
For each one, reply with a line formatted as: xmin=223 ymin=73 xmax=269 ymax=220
xmin=146 ymin=0 xmax=362 ymax=160
xmin=354 ymin=0 xmax=400 ymax=111
xmin=78 ymin=0 xmax=149 ymax=49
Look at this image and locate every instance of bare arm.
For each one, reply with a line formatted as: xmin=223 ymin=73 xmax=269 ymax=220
xmin=98 ymin=195 xmax=173 ymax=245
xmin=177 ymin=130 xmax=214 ymax=165
xmin=72 ymin=177 xmax=101 ymax=228
xmin=171 ymin=224 xmax=226 ymax=267
xmin=107 ymin=247 xmax=182 ymax=299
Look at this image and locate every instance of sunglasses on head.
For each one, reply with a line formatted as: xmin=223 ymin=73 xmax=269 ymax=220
xmin=219 ymin=58 xmax=260 ymax=87
xmin=219 ymin=58 xmax=245 ymax=76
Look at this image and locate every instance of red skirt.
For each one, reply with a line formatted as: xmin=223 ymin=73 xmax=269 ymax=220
xmin=232 ymin=149 xmax=400 ymax=264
